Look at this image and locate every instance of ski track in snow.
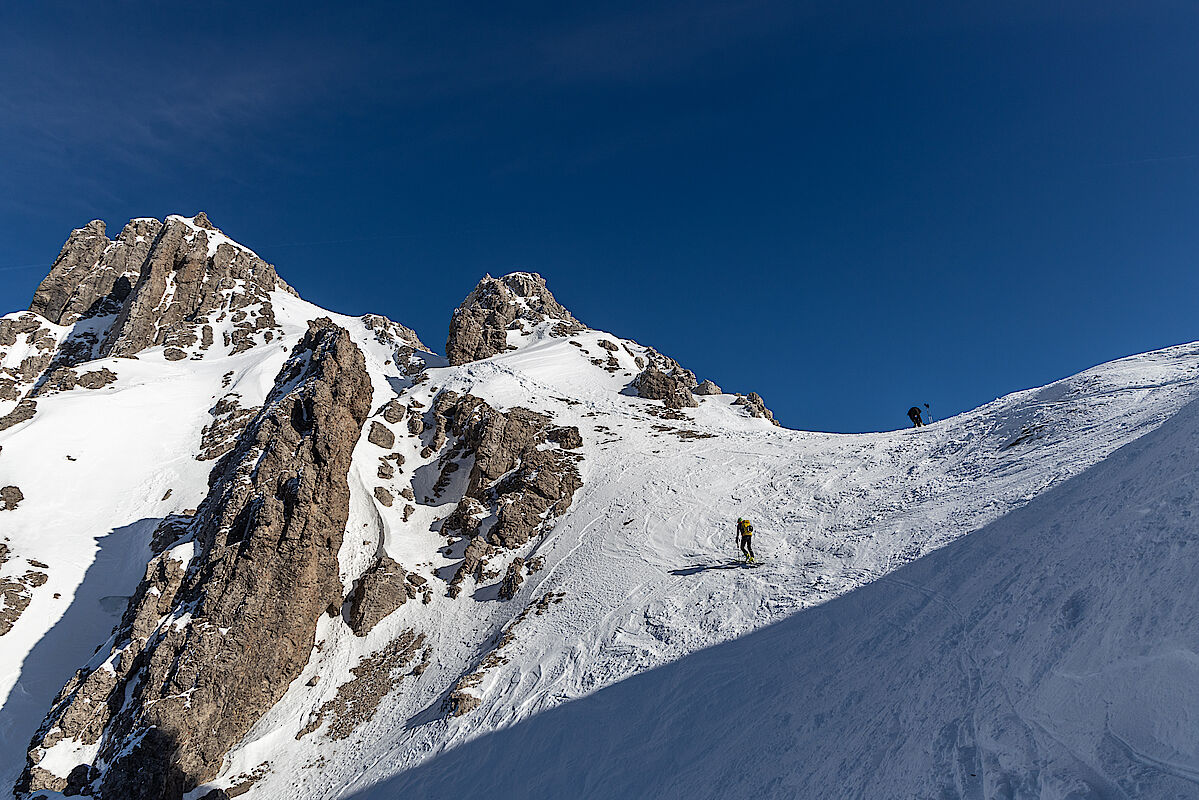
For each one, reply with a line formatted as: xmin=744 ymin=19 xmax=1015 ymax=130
xmin=1 ymin=289 xmax=1198 ymax=798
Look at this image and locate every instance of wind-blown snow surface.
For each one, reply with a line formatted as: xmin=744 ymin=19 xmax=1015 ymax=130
xmin=2 ymin=278 xmax=1198 ymax=798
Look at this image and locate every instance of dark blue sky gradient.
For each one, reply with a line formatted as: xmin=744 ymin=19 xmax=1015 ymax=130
xmin=2 ymin=2 xmax=1197 ymax=431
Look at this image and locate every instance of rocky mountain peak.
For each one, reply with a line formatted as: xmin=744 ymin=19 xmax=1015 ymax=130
xmin=29 ymin=217 xmax=156 ymax=326
xmin=445 ymin=271 xmax=582 ymax=365
xmin=99 ymin=213 xmax=296 ymax=359
xmin=0 ymin=214 xmax=307 ymax=433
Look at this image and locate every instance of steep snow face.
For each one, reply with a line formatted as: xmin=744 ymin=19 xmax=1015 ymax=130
xmin=4 ymin=222 xmax=1199 ymax=799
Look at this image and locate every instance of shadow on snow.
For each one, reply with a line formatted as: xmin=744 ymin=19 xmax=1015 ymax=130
xmin=0 ymin=518 xmax=158 ymax=789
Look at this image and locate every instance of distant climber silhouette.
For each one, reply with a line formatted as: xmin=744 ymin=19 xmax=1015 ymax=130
xmin=908 ymin=406 xmax=924 ymax=427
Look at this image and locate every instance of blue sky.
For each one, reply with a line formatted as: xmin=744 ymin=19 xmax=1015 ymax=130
xmin=2 ymin=1 xmax=1196 ymax=432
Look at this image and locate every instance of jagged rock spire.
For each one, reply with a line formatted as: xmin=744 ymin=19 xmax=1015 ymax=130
xmin=19 ymin=319 xmax=372 ymax=798
xmin=445 ymin=272 xmax=581 ymax=365
xmin=30 ymin=218 xmax=160 ymax=326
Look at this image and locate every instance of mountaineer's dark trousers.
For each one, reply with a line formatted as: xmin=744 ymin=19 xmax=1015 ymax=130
xmin=739 ymin=535 xmax=754 ymax=559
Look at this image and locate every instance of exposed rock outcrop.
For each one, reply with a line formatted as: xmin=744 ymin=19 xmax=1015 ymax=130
xmin=346 ymin=555 xmax=410 ymax=636
xmin=448 ymin=537 xmax=495 ymax=599
xmin=427 ymin=391 xmax=583 ymax=597
xmin=30 ymin=218 xmax=159 ymax=327
xmin=76 ymin=367 xmax=118 ymax=389
xmin=381 ymin=399 xmax=407 ymax=424
xmin=361 ymin=313 xmax=429 ymax=358
xmin=20 ymin=218 xmax=163 ymax=382
xmin=102 ymin=214 xmax=297 ymax=359
xmin=694 ymin=379 xmax=722 ymax=395
xmin=6 ymin=213 xmax=319 ymax=416
xmin=0 ymin=558 xmax=47 ymax=637
xmin=733 ymin=391 xmax=781 ymax=426
xmin=31 ymin=366 xmax=118 ymax=396
xmin=196 ymin=394 xmax=260 ymax=463
xmin=19 ymin=318 xmax=372 ymax=799
xmin=0 ymin=399 xmax=37 ymax=432
xmin=446 ymin=272 xmax=582 ymax=365
xmin=442 ymin=496 xmax=488 ymax=538
xmin=0 ymin=485 xmax=23 ymax=510
xmin=498 ymin=557 xmax=525 ymax=601
xmin=296 ymin=630 xmax=427 ymax=740
xmin=368 ymin=421 xmax=395 ymax=449
xmin=630 ymin=365 xmax=699 ymax=409
xmin=0 ymin=314 xmax=59 ymax=406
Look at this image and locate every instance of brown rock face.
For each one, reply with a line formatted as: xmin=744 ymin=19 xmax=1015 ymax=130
xmin=381 ymin=399 xmax=407 ymax=424
xmin=448 ymin=537 xmax=495 ymax=599
xmin=30 ymin=218 xmax=160 ymax=326
xmin=0 ymin=400 xmax=37 ymax=432
xmin=102 ymin=215 xmax=297 ymax=359
xmin=445 ymin=272 xmax=582 ymax=365
xmin=18 ymin=219 xmax=162 ymax=386
xmin=360 ymin=313 xmax=429 ymax=357
xmin=19 ymin=318 xmax=372 ymax=799
xmin=346 ymin=555 xmax=410 ymax=635
xmin=694 ymin=379 xmax=722 ymax=396
xmin=631 ymin=365 xmax=699 ymax=409
xmin=498 ymin=557 xmax=525 ymax=601
xmin=0 ymin=556 xmax=47 ymax=638
xmin=0 ymin=314 xmax=59 ymax=406
xmin=427 ymin=391 xmax=583 ymax=596
xmin=5 ymin=213 xmax=310 ymax=419
xmin=368 ymin=420 xmax=396 ymax=449
xmin=0 ymin=485 xmax=24 ymax=510
xmin=30 ymin=366 xmax=119 ymax=397
xmin=196 ymin=395 xmax=260 ymax=463
xmin=76 ymin=368 xmax=118 ymax=389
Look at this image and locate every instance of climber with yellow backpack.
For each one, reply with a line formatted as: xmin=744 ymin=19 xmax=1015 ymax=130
xmin=735 ymin=518 xmax=756 ymax=563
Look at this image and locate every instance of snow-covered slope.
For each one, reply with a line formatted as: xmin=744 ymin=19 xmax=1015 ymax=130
xmin=2 ymin=216 xmax=1198 ymax=799
xmin=368 ymin=388 xmax=1199 ymax=799
xmin=249 ymin=332 xmax=1199 ymax=800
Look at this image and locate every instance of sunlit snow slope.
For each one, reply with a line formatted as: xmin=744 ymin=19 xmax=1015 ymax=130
xmin=373 ymin=387 xmax=1199 ymax=800
xmin=2 ymin=229 xmax=1198 ymax=799
xmin=240 ymin=329 xmax=1199 ymax=800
